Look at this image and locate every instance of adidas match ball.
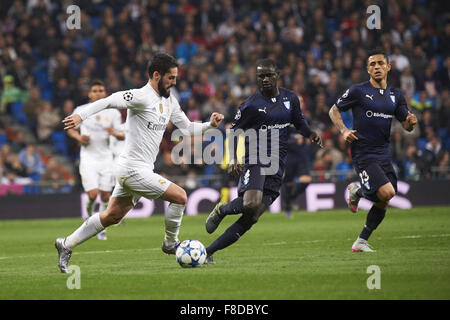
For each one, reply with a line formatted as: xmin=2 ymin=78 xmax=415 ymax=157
xmin=176 ymin=239 xmax=207 ymax=268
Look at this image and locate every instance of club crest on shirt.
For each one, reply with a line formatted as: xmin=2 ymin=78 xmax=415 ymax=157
xmin=283 ymin=101 xmax=290 ymax=110
xmin=390 ymin=95 xmax=396 ymax=104
xmin=271 ymin=97 xmax=276 ymax=103
xmin=159 ymin=103 xmax=163 ymax=113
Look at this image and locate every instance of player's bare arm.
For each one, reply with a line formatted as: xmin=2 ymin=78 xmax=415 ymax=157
xmin=67 ymin=127 xmax=90 ymax=145
xmin=105 ymin=127 xmax=125 ymax=140
xmin=210 ymin=112 xmax=224 ymax=127
xmin=63 ymin=113 xmax=83 ymax=130
xmin=329 ymin=104 xmax=358 ymax=143
xmin=401 ymin=113 xmax=418 ymax=132
xmin=309 ymin=132 xmax=324 ymax=148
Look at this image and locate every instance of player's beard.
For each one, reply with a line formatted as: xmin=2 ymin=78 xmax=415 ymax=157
xmin=158 ymin=80 xmax=171 ymax=98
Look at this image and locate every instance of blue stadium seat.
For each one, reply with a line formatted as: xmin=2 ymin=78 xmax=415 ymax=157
xmin=90 ymin=16 xmax=100 ymax=30
xmin=23 ymin=185 xmax=41 ymax=194
xmin=0 ymin=133 xmax=7 ymax=147
xmin=417 ymin=138 xmax=428 ymax=152
xmin=51 ymin=131 xmax=68 ymax=156
xmin=11 ymin=102 xmax=28 ymax=125
xmin=33 ymin=70 xmax=52 ymax=90
xmin=83 ymin=38 xmax=93 ymax=54
xmin=41 ymin=88 xmax=52 ymax=101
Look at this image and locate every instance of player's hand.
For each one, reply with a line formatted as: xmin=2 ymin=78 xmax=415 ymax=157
xmin=210 ymin=112 xmax=224 ymax=127
xmin=105 ymin=127 xmax=115 ymax=136
xmin=404 ymin=113 xmax=418 ymax=131
xmin=342 ymin=128 xmax=358 ymax=143
xmin=79 ymin=135 xmax=90 ymax=145
xmin=309 ymin=132 xmax=324 ymax=148
xmin=227 ymin=160 xmax=242 ymax=179
xmin=63 ymin=114 xmax=82 ymax=130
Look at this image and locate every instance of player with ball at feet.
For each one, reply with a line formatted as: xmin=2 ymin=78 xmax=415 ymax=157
xmin=329 ymin=49 xmax=417 ymax=252
xmin=55 ymin=53 xmax=224 ymax=273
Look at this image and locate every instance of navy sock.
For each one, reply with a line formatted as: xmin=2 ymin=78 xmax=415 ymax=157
xmin=359 ymin=205 xmax=386 ymax=240
xmin=356 ymin=188 xmax=380 ymax=203
xmin=206 ymin=221 xmax=249 ymax=255
xmin=294 ymin=182 xmax=309 ymax=196
xmin=219 ymin=197 xmax=244 ymax=216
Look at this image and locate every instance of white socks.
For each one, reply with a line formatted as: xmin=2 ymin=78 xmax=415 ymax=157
xmin=164 ymin=203 xmax=185 ymax=244
xmin=65 ymin=213 xmax=105 ymax=250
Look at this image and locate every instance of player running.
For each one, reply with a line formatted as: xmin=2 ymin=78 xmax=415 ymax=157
xmin=204 ymin=59 xmax=323 ymax=264
xmin=329 ymin=50 xmax=418 ymax=252
xmin=67 ymin=80 xmax=125 ymax=240
xmin=55 ymin=53 xmax=224 ymax=273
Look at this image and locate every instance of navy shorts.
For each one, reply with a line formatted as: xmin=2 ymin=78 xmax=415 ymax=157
xmin=283 ymin=158 xmax=310 ymax=183
xmin=353 ymin=158 xmax=397 ymax=195
xmin=237 ymin=164 xmax=282 ymax=206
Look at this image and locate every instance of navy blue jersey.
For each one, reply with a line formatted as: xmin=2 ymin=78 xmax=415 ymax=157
xmin=336 ymin=81 xmax=409 ymax=162
xmin=231 ymin=87 xmax=313 ymax=174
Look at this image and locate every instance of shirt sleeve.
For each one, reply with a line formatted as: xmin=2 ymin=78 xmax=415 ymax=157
xmin=335 ymin=86 xmax=359 ymax=112
xmin=75 ymin=90 xmax=137 ymax=121
xmin=230 ymin=101 xmax=251 ymax=130
xmin=170 ymin=98 xmax=211 ymax=135
xmin=394 ymin=91 xmax=410 ymax=122
xmin=291 ymin=95 xmax=313 ymax=137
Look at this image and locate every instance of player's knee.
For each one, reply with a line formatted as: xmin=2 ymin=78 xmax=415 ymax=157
xmin=100 ymin=193 xmax=110 ymax=203
xmin=243 ymin=200 xmax=261 ymax=216
xmin=378 ymin=187 xmax=395 ymax=202
xmin=173 ymin=189 xmax=187 ymax=205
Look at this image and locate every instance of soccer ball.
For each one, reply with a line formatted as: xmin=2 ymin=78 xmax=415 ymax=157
xmin=176 ymin=239 xmax=207 ymax=268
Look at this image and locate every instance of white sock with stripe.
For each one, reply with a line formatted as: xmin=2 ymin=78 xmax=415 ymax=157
xmin=65 ymin=213 xmax=105 ymax=250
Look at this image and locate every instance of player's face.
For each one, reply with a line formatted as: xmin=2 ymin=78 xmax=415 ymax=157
xmin=158 ymin=67 xmax=178 ymax=98
xmin=367 ymin=54 xmax=391 ymax=82
xmin=88 ymin=85 xmax=106 ymax=102
xmin=256 ymin=65 xmax=279 ymax=96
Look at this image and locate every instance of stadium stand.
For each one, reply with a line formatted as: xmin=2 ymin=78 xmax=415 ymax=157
xmin=0 ymin=0 xmax=448 ymax=194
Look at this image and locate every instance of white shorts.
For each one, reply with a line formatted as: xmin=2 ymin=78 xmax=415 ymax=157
xmin=79 ymin=160 xmax=115 ymax=192
xmin=111 ymin=163 xmax=171 ymax=205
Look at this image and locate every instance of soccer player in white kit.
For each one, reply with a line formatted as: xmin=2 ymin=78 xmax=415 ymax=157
xmin=55 ymin=53 xmax=224 ymax=273
xmin=67 ymin=80 xmax=125 ymax=240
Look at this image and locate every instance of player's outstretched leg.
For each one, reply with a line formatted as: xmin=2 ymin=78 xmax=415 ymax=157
xmin=160 ymin=184 xmax=187 ymax=254
xmin=54 ymin=238 xmax=72 ymax=273
xmin=205 ymin=197 xmax=243 ymax=234
xmin=54 ymin=196 xmax=133 ymax=272
xmin=97 ymin=199 xmax=109 ymax=240
xmin=347 ymin=182 xmax=361 ymax=213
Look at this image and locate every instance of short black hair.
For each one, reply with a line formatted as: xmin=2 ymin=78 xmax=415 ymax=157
xmin=256 ymin=58 xmax=278 ymax=72
xmin=367 ymin=49 xmax=389 ymax=64
xmin=147 ymin=53 xmax=179 ymax=79
xmin=90 ymin=79 xmax=105 ymax=88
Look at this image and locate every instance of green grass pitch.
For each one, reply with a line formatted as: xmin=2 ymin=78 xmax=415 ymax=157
xmin=0 ymin=206 xmax=449 ymax=300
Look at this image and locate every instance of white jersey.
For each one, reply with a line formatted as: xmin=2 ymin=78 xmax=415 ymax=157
xmin=73 ymin=104 xmax=123 ymax=163
xmin=75 ymin=83 xmax=211 ymax=170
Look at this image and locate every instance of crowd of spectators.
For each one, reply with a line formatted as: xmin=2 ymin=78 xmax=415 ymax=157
xmin=0 ymin=0 xmax=449 ymax=194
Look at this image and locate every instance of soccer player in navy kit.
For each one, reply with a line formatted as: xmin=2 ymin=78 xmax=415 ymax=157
xmin=204 ymin=59 xmax=323 ymax=264
xmin=329 ymin=51 xmax=418 ymax=252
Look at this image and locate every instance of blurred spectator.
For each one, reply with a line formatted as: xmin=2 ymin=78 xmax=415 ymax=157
xmin=403 ymin=143 xmax=420 ymax=180
xmin=410 ymin=91 xmax=433 ymax=112
xmin=37 ymin=102 xmax=60 ymax=143
xmin=18 ymin=144 xmax=45 ymax=176
xmin=10 ymin=131 xmax=26 ymax=153
xmin=0 ymin=75 xmax=28 ymax=114
xmin=176 ymin=30 xmax=199 ymax=65
xmin=40 ymin=157 xmax=65 ymax=193
xmin=23 ymin=86 xmax=45 ymax=137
